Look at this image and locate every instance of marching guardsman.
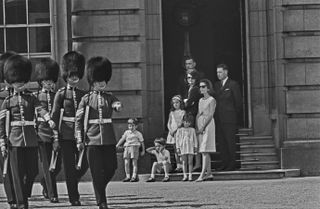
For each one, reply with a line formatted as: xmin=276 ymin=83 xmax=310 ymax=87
xmin=34 ymin=58 xmax=61 ymax=203
xmin=75 ymin=56 xmax=121 ymax=209
xmin=0 ymin=54 xmax=56 ymax=209
xmin=0 ymin=51 xmax=17 ymax=209
xmin=51 ymin=51 xmax=88 ymax=206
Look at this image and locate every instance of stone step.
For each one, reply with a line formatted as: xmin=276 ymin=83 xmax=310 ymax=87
xmin=138 ymin=169 xmax=300 ymax=182
xmin=239 ymin=136 xmax=274 ymax=145
xmin=238 ymin=144 xmax=276 ymax=154
xmin=240 ymin=163 xmax=280 ymax=170
xmin=237 ymin=140 xmax=274 ymax=146
xmin=240 ymin=153 xmax=278 ymax=162
xmin=238 ymin=128 xmax=253 ymax=135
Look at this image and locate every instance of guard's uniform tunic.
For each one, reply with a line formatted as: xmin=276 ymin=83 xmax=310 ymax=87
xmin=75 ymin=90 xmax=121 ymax=206
xmin=35 ymin=89 xmax=61 ymax=199
xmin=0 ymin=91 xmax=51 ymax=207
xmin=0 ymin=87 xmax=16 ymax=206
xmin=51 ymin=85 xmax=88 ymax=203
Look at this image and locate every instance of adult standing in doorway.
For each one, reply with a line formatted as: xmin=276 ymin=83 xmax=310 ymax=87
xmin=183 ymin=70 xmax=202 ymax=172
xmin=214 ymin=64 xmax=242 ymax=171
xmin=177 ymin=56 xmax=204 ymax=99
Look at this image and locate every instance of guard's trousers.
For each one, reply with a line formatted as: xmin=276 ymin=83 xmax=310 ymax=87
xmin=87 ymin=145 xmax=117 ymax=205
xmin=0 ymin=152 xmax=16 ymax=205
xmin=9 ymin=147 xmax=38 ymax=208
xmin=60 ymin=140 xmax=88 ymax=203
xmin=38 ymin=142 xmax=62 ymax=199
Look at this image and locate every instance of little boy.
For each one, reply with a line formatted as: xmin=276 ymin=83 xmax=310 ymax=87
xmin=116 ymin=118 xmax=145 ymax=182
xmin=146 ymin=137 xmax=172 ymax=182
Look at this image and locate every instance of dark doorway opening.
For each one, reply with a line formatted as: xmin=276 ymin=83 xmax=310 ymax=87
xmin=162 ymin=0 xmax=248 ymax=128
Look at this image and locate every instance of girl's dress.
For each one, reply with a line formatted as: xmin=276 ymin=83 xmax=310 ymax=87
xmin=166 ymin=109 xmax=185 ymax=144
xmin=175 ymin=127 xmax=198 ymax=155
xmin=197 ymin=96 xmax=216 ymax=153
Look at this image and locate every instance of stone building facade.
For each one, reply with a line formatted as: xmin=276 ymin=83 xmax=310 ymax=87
xmin=1 ymin=0 xmax=319 ymax=176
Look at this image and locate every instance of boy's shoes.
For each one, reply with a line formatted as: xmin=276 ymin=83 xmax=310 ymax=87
xmin=146 ymin=177 xmax=155 ymax=182
xmin=130 ymin=176 xmax=139 ymax=182
xmin=50 ymin=197 xmax=59 ymax=203
xmin=122 ymin=177 xmax=131 ymax=182
xmin=188 ymin=176 xmax=193 ymax=181
xmin=182 ymin=177 xmax=188 ymax=181
xmin=162 ymin=176 xmax=170 ymax=182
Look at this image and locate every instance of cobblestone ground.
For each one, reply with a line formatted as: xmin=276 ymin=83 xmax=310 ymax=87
xmin=0 ymin=177 xmax=320 ymax=209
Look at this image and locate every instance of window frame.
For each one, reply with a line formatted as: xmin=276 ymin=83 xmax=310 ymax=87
xmin=0 ymin=0 xmax=55 ymax=59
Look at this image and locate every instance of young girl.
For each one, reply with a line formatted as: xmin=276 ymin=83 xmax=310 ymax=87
xmin=166 ymin=95 xmax=185 ymax=172
xmin=196 ymin=79 xmax=216 ymax=182
xmin=116 ymin=118 xmax=145 ymax=182
xmin=175 ymin=114 xmax=198 ymax=181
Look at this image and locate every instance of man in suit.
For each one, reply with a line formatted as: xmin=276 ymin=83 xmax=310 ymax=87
xmin=214 ymin=64 xmax=242 ymax=171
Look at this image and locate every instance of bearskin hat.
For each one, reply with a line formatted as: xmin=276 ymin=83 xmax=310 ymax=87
xmin=86 ymin=56 xmax=112 ymax=85
xmin=61 ymin=51 xmax=85 ymax=82
xmin=0 ymin=51 xmax=17 ymax=82
xmin=4 ymin=54 xmax=32 ymax=84
xmin=35 ymin=58 xmax=60 ymax=84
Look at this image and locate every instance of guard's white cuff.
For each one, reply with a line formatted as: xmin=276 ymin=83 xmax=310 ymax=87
xmin=43 ymin=113 xmax=51 ymax=122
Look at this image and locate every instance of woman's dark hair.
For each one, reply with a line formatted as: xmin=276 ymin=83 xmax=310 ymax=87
xmin=187 ymin=70 xmax=200 ymax=86
xmin=199 ymin=79 xmax=215 ymax=97
xmin=170 ymin=94 xmax=184 ymax=111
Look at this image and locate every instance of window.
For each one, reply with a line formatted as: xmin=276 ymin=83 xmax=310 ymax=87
xmin=0 ymin=0 xmax=53 ymax=82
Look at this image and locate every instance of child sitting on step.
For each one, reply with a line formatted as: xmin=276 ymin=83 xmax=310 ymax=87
xmin=146 ymin=138 xmax=172 ymax=182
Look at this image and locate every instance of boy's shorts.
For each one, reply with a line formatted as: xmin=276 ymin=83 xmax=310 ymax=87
xmin=155 ymin=162 xmax=172 ymax=173
xmin=123 ymin=145 xmax=140 ymax=159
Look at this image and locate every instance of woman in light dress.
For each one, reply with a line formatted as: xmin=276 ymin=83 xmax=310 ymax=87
xmin=195 ymin=79 xmax=216 ymax=182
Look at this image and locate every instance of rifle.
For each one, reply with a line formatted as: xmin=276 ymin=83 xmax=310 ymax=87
xmin=49 ymin=150 xmax=58 ymax=172
xmin=76 ymin=105 xmax=89 ymax=170
xmin=2 ymin=110 xmax=10 ymax=178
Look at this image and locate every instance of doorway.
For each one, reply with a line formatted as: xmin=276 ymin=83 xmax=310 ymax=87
xmin=162 ymin=0 xmax=248 ymax=127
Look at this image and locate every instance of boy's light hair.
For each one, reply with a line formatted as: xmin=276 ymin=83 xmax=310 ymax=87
xmin=154 ymin=137 xmax=166 ymax=146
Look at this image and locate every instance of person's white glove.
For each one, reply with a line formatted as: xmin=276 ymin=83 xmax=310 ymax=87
xmin=48 ymin=120 xmax=56 ymax=129
xmin=1 ymin=146 xmax=7 ymax=158
xmin=77 ymin=142 xmax=84 ymax=152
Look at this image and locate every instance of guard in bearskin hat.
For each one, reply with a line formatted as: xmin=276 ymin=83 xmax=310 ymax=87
xmin=51 ymin=51 xmax=88 ymax=206
xmin=0 ymin=51 xmax=17 ymax=209
xmin=34 ymin=58 xmax=61 ymax=203
xmin=75 ymin=56 xmax=121 ymax=209
xmin=0 ymin=54 xmax=56 ymax=209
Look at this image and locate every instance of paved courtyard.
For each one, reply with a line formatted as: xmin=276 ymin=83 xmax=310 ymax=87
xmin=1 ymin=177 xmax=320 ymax=209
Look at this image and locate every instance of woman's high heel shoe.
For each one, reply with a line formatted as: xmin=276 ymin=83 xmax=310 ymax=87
xmin=204 ymin=174 xmax=214 ymax=181
xmin=195 ymin=177 xmax=204 ymax=182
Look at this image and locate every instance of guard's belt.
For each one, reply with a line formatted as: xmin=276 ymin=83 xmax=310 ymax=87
xmin=37 ymin=117 xmax=45 ymax=122
xmin=11 ymin=121 xmax=35 ymax=126
xmin=88 ymin=118 xmax=112 ymax=124
xmin=62 ymin=117 xmax=75 ymax=122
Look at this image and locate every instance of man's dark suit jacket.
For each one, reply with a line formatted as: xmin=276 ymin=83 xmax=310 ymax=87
xmin=214 ymin=78 xmax=242 ymax=124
